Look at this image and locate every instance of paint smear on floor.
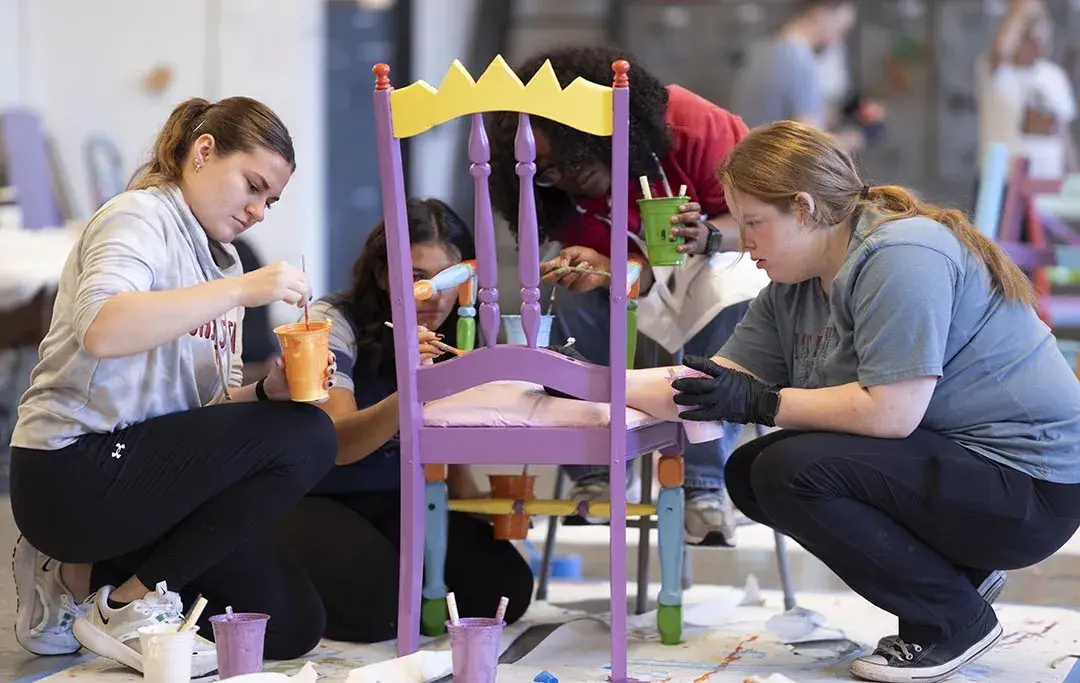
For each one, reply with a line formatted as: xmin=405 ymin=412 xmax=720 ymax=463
xmin=30 ymin=587 xmax=1080 ymax=683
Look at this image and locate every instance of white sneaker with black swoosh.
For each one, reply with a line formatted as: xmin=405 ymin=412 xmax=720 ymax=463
xmin=13 ymin=536 xmax=87 ymax=655
xmin=73 ymin=581 xmax=218 ymax=676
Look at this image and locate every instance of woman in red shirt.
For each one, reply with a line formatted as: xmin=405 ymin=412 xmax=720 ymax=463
xmin=488 ymin=46 xmax=757 ymax=547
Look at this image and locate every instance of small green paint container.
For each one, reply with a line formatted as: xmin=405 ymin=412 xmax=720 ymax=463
xmin=638 ymin=195 xmax=688 ymax=267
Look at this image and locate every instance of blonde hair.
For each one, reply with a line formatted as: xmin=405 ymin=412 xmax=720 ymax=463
xmin=129 ymin=96 xmax=295 ymax=191
xmin=719 ymin=121 xmax=1037 ymax=307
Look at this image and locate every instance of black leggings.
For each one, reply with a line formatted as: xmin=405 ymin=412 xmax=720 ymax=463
xmin=726 ymin=429 xmax=1080 ymax=643
xmin=273 ymin=490 xmax=535 ymax=643
xmin=11 ymin=401 xmax=339 ymax=660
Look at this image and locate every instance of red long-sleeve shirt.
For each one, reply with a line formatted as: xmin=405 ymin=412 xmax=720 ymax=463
xmin=552 ymin=85 xmax=749 ymax=258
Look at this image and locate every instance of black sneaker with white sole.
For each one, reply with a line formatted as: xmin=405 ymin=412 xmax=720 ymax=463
xmin=851 ymin=609 xmax=1002 ymax=683
xmin=973 ymin=569 xmax=1006 ymax=605
xmin=878 ymin=570 xmax=1007 ymax=653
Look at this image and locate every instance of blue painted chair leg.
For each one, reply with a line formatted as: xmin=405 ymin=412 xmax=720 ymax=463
xmin=421 ymin=479 xmax=449 ymax=636
xmin=656 ymin=483 xmax=684 ymax=645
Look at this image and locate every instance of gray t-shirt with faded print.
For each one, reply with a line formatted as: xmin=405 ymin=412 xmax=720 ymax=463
xmin=730 ymin=37 xmax=824 ymax=129
xmin=719 ymin=209 xmax=1080 ymax=484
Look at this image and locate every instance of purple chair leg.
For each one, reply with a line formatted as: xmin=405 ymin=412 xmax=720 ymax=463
xmin=397 ymin=456 xmax=425 ymax=655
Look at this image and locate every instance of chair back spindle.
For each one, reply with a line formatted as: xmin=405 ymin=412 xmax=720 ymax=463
xmin=515 ymin=113 xmax=542 ymax=347
xmin=469 ymin=114 xmax=501 ymax=347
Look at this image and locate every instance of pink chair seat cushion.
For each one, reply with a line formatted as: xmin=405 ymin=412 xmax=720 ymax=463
xmin=423 ymin=380 xmax=661 ymax=430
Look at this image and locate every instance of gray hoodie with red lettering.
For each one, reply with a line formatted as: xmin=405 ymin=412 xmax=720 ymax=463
xmin=11 ymin=184 xmax=245 ymax=451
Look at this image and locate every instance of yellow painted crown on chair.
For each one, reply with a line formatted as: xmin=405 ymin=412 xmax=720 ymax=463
xmin=388 ymin=55 xmax=614 ymax=139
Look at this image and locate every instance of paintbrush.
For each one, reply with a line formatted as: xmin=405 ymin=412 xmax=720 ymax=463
xmin=383 ymin=321 xmax=466 ymax=356
xmin=547 ymin=265 xmax=612 ymax=278
xmin=447 ymin=592 xmax=461 ymax=626
xmin=301 ymin=255 xmax=310 ymax=330
xmin=494 ymin=595 xmax=509 ymax=623
xmin=639 ymin=175 xmax=653 ymax=200
xmin=545 ymin=282 xmax=558 ymax=316
xmin=179 ymin=594 xmax=208 ymax=632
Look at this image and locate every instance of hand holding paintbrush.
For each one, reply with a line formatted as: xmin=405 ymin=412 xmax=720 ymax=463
xmin=540 ymin=246 xmax=613 ymax=294
xmin=384 ymin=321 xmax=465 ymax=360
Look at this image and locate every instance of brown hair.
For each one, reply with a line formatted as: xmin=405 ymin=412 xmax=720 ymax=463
xmin=719 ymin=121 xmax=1037 ymax=307
xmin=129 ymin=96 xmax=295 ymax=191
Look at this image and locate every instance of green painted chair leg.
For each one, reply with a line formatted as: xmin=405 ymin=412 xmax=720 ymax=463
xmin=657 ymin=603 xmax=683 ymax=645
xmin=421 ymin=597 xmax=449 ymax=637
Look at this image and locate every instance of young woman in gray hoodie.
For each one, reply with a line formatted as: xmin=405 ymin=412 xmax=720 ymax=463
xmin=10 ymin=96 xmax=339 ymax=675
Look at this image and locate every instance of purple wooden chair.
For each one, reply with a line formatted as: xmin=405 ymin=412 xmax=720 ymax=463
xmin=372 ymin=58 xmax=684 ymax=681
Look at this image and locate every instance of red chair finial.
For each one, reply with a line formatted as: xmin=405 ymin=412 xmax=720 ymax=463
xmin=373 ymin=63 xmax=391 ymax=90
xmin=612 ymin=60 xmax=630 ymax=88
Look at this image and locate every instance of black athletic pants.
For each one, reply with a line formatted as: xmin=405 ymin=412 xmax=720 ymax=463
xmin=11 ymin=401 xmax=339 ymax=660
xmin=726 ymin=429 xmax=1080 ymax=643
xmin=273 ymin=490 xmax=535 ymax=643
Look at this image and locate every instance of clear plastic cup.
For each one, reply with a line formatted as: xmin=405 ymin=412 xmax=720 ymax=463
xmin=446 ymin=617 xmax=504 ymax=683
xmin=209 ymin=612 xmax=270 ymax=679
xmin=500 ymin=314 xmax=554 ymax=346
xmin=273 ymin=320 xmax=332 ymax=402
xmin=668 ymin=367 xmax=728 ymax=443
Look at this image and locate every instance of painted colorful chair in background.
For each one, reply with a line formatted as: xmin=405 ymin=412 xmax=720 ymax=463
xmin=975 ymin=142 xmax=1080 ymax=328
xmin=372 ymin=57 xmax=688 ymax=681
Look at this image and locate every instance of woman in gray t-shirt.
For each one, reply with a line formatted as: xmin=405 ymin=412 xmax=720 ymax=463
xmin=670 ymin=121 xmax=1080 ymax=683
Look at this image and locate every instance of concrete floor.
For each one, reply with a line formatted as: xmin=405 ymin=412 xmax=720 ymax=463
xmin=2 ymin=475 xmax=1079 ymax=681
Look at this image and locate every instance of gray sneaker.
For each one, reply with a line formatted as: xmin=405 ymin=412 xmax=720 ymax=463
xmin=565 ymin=468 xmax=642 ymax=525
xmin=684 ymin=488 xmax=737 ymax=547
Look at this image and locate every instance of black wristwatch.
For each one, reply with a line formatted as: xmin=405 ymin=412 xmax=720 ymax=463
xmin=255 ymin=377 xmax=270 ymax=401
xmin=705 ymin=222 xmax=723 ymax=254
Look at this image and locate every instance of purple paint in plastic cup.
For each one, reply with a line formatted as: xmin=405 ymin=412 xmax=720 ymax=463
xmin=446 ymin=617 xmax=504 ymax=683
xmin=209 ymin=612 xmax=270 ymax=679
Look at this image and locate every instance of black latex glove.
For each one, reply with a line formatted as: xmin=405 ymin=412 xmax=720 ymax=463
xmin=670 ymin=355 xmax=780 ymax=426
xmin=543 ymin=343 xmax=589 ymax=400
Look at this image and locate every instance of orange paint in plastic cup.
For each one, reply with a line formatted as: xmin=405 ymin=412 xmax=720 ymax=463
xmin=273 ymin=320 xmax=332 ymax=403
xmin=488 ymin=474 xmax=535 ymax=541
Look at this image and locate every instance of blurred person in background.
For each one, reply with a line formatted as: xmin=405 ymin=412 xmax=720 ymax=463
xmin=731 ymin=0 xmax=879 ymax=151
xmin=977 ymin=0 xmax=1078 ymax=184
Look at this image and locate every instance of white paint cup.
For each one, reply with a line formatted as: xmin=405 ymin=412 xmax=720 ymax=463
xmin=668 ymin=367 xmax=728 ymax=444
xmin=139 ymin=623 xmax=196 ymax=683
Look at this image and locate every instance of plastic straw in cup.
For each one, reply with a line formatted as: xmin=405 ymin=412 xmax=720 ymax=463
xmin=678 ymin=184 xmax=687 ymax=197
xmin=447 ymin=592 xmax=461 ymax=626
xmin=494 ymin=596 xmax=509 ymax=623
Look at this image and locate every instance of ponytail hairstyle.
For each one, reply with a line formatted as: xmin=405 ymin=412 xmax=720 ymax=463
xmin=719 ymin=121 xmax=1037 ymax=307
xmin=129 ymin=96 xmax=295 ymax=191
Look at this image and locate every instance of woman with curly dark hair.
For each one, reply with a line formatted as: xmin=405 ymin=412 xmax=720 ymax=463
xmin=272 ymin=197 xmax=534 ymax=642
xmin=488 ymin=46 xmax=769 ymax=547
